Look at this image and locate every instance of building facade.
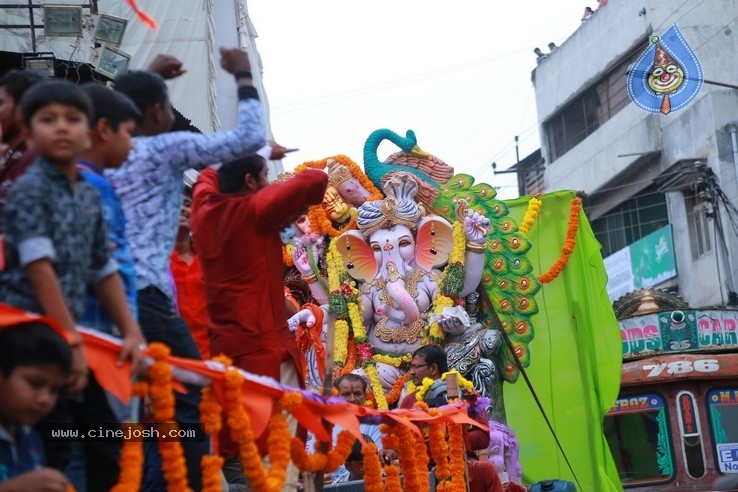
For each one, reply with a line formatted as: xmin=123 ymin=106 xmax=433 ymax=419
xmin=529 ymin=0 xmax=738 ymax=309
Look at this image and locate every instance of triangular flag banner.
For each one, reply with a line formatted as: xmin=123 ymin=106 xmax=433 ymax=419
xmin=52 ymin=324 xmax=487 ymax=443
xmin=627 ymin=23 xmax=703 ymax=115
xmin=0 ymin=303 xmax=75 ymax=344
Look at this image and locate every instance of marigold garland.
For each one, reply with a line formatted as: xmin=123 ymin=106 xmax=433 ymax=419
xmin=519 ymin=195 xmax=543 ymax=236
xmin=415 ymin=377 xmax=436 ymax=404
xmin=199 ymin=384 xmax=224 ymax=492
xmin=362 ymin=443 xmax=384 ymax=492
xmin=383 ymin=462 xmax=403 ymax=492
xmin=418 ymin=402 xmax=467 ymax=492
xmin=378 ymin=424 xmax=403 ymax=492
xmin=394 ymin=422 xmax=422 ymax=491
xmin=294 ymin=155 xmax=382 ymax=237
xmin=538 ymin=197 xmax=581 ymax=284
xmin=447 ymin=423 xmax=467 ymax=492
xmin=289 ymin=429 xmax=354 ymax=473
xmin=290 ymin=438 xmax=327 ymax=471
xmin=326 ymin=240 xmax=352 ymax=367
xmin=413 ymin=423 xmax=431 ymax=491
xmin=263 ymin=411 xmax=292 ymax=491
xmin=339 ymin=336 xmax=357 ymax=376
xmin=371 ymin=352 xmax=411 ymax=368
xmin=415 ymin=370 xmax=473 ymax=403
xmin=223 ymin=366 xmax=268 ymax=490
xmin=281 ymin=245 xmax=294 ymax=267
xmin=333 ymin=319 xmax=350 ymax=367
xmin=223 ymin=370 xmax=297 ymax=492
xmin=200 ymin=385 xmax=222 ymax=436
xmin=201 ymin=455 xmax=224 ymax=492
xmin=326 ymin=239 xmax=343 ymax=290
xmin=365 ymin=389 xmax=377 ymax=409
xmin=385 ymin=371 xmax=411 ymax=406
xmin=110 ymin=381 xmax=147 ymax=492
xmin=428 ymin=420 xmax=450 ymax=486
xmin=447 ymin=220 xmax=467 ymax=265
xmin=324 ymin=430 xmax=356 ymax=472
xmin=365 ymin=363 xmax=388 ymax=410
xmin=148 ymin=343 xmax=191 ymax=492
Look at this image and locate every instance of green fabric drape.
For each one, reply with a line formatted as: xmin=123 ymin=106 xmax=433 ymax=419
xmin=503 ymin=190 xmax=623 ymax=491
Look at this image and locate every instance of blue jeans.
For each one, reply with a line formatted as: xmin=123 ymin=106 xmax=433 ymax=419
xmin=137 ymin=287 xmax=207 ymax=492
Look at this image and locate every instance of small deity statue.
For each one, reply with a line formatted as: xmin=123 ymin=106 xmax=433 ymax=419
xmin=322 ymin=185 xmax=354 ymax=224
xmin=327 ymin=159 xmax=373 ymax=207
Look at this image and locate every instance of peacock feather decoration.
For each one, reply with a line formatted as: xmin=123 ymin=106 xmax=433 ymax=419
xmin=363 ymin=128 xmax=541 ymax=383
xmin=434 ymin=175 xmax=540 ymax=383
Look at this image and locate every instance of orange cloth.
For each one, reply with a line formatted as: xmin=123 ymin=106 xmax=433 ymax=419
xmin=170 ymin=251 xmax=210 ymax=359
xmin=0 ymin=302 xmax=74 ymax=344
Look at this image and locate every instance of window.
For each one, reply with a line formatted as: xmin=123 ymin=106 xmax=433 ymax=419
xmin=676 ymin=391 xmax=706 ymax=479
xmin=544 ymin=41 xmax=648 ymax=161
xmin=707 ymin=388 xmax=738 ymax=474
xmin=693 ymin=204 xmax=712 ymax=257
xmin=523 ymin=162 xmax=545 ymax=196
xmin=591 ymin=184 xmax=669 ymax=258
xmin=605 ymin=393 xmax=675 ymax=486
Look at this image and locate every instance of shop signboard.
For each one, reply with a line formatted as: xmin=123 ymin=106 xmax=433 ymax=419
xmin=605 ymin=224 xmax=677 ymax=301
xmin=620 ymin=310 xmax=738 ymax=359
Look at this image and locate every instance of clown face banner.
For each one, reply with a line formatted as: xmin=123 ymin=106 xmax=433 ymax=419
xmin=627 ymin=24 xmax=703 ymax=115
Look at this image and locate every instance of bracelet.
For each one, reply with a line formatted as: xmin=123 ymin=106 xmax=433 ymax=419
xmin=234 ymin=70 xmax=252 ymax=80
xmin=465 ymin=241 xmax=487 ymax=254
xmin=301 ymin=273 xmax=318 ymax=283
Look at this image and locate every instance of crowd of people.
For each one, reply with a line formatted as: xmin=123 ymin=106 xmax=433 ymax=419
xmin=0 ymin=45 xmax=508 ymax=492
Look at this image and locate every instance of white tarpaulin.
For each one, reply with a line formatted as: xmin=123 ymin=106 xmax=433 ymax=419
xmin=0 ymin=0 xmax=281 ymax=174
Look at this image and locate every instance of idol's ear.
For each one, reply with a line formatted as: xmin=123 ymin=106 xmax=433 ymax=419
xmin=415 ymin=215 xmax=453 ymax=272
xmin=335 ymin=230 xmax=378 ymax=282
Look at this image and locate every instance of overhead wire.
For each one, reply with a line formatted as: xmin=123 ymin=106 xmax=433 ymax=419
xmin=270 ymin=46 xmax=533 ymax=116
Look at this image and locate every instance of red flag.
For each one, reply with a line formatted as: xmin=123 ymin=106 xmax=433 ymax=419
xmin=125 ymin=0 xmax=158 ymax=30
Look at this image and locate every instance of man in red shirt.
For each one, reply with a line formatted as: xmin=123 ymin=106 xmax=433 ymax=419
xmin=190 ymin=154 xmax=327 ymax=490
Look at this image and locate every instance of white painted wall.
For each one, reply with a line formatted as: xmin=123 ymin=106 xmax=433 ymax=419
xmin=532 ymin=0 xmax=738 ymax=308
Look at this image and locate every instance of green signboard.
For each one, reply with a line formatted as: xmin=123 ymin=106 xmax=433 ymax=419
xmin=605 ymin=224 xmax=677 ymax=301
xmin=630 ymin=225 xmax=677 ymax=289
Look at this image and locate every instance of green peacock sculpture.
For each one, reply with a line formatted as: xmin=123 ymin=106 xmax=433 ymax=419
xmin=363 ymin=128 xmax=455 ymax=205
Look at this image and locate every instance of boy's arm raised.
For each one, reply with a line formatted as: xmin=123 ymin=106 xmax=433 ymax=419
xmin=25 ymin=259 xmax=87 ymax=393
xmin=146 ymin=47 xmax=266 ymax=173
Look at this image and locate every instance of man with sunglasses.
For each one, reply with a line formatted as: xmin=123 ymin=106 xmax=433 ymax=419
xmin=400 ymin=344 xmax=504 ymax=492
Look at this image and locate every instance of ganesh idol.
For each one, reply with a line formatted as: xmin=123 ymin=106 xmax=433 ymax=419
xmin=289 ymin=172 xmax=491 ymax=393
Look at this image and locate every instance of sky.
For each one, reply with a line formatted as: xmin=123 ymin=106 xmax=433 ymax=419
xmin=247 ymin=1 xmax=585 ymax=199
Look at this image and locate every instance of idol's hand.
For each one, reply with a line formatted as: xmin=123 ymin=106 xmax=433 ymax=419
xmin=293 ymin=235 xmax=325 ymax=276
xmin=288 ymin=309 xmax=317 ymax=333
xmin=464 ymin=209 xmax=491 ymax=243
